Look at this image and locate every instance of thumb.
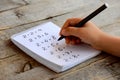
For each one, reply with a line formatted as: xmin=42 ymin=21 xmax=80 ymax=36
xmin=61 ymin=27 xmax=80 ymax=37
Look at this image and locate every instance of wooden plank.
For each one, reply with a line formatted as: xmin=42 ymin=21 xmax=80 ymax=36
xmin=0 ymin=0 xmax=55 ymax=12
xmin=9 ymin=67 xmax=56 ymax=80
xmin=0 ymin=54 xmax=45 ymax=80
xmin=0 ymin=0 xmax=119 ymax=75
xmin=0 ymin=0 xmax=90 ymax=61
xmin=0 ymin=0 xmax=120 ymax=80
xmin=105 ymin=75 xmax=120 ymax=80
xmin=52 ymin=56 xmax=120 ymax=80
xmin=0 ymin=19 xmax=108 ymax=80
xmin=51 ymin=3 xmax=120 ymax=29
xmin=0 ymin=0 xmax=84 ymax=29
xmin=0 ymin=0 xmax=100 ymax=59
xmin=100 ymin=0 xmax=120 ymax=6
xmin=0 ymin=2 xmax=111 ymax=59
xmin=0 ymin=0 xmax=120 ymax=28
xmin=1 ymin=54 xmax=118 ymax=80
xmin=0 ymin=51 xmax=107 ymax=80
xmin=101 ymin=22 xmax=120 ymax=36
xmin=0 ymin=0 xmax=27 ymax=12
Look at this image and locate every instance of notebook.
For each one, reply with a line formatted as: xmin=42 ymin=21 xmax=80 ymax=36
xmin=11 ymin=22 xmax=100 ymax=72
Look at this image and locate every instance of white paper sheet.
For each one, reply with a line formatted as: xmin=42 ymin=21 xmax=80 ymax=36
xmin=11 ymin=22 xmax=100 ymax=72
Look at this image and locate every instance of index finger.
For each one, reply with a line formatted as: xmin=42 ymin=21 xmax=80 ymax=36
xmin=60 ymin=18 xmax=82 ymax=35
xmin=62 ymin=18 xmax=82 ymax=28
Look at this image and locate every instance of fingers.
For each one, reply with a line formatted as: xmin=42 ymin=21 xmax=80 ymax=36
xmin=61 ymin=27 xmax=81 ymax=38
xmin=65 ymin=36 xmax=81 ymax=45
xmin=63 ymin=18 xmax=82 ymax=28
xmin=60 ymin=18 xmax=82 ymax=35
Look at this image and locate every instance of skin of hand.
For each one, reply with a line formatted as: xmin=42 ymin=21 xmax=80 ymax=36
xmin=60 ymin=18 xmax=120 ymax=57
xmin=60 ymin=18 xmax=103 ymax=49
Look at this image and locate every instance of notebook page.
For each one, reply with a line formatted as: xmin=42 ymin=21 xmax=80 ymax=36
xmin=11 ymin=22 xmax=100 ymax=70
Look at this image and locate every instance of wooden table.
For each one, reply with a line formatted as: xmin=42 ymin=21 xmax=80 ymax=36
xmin=0 ymin=0 xmax=120 ymax=80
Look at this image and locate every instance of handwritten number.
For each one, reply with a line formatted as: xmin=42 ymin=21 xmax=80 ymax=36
xmin=44 ymin=32 xmax=48 ymax=35
xmin=50 ymin=43 xmax=55 ymax=47
xmin=56 ymin=43 xmax=59 ymax=45
xmin=44 ymin=39 xmax=48 ymax=42
xmin=50 ymin=51 xmax=54 ymax=55
xmin=51 ymin=35 xmax=56 ymax=40
xmin=29 ymin=38 xmax=33 ymax=42
xmin=42 ymin=47 xmax=47 ymax=51
xmin=65 ymin=52 xmax=70 ymax=55
xmin=38 ymin=29 xmax=42 ymax=31
xmin=30 ymin=32 xmax=34 ymax=35
xmin=37 ymin=35 xmax=41 ymax=38
xmin=64 ymin=59 xmax=68 ymax=62
xmin=72 ymin=55 xmax=78 ymax=58
xmin=36 ymin=43 xmax=40 ymax=47
xmin=34 ymin=37 xmax=37 ymax=39
xmin=57 ymin=55 xmax=61 ymax=59
xmin=23 ymin=35 xmax=26 ymax=38
xmin=58 ymin=47 xmax=63 ymax=51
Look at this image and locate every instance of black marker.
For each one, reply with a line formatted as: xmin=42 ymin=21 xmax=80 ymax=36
xmin=58 ymin=3 xmax=108 ymax=41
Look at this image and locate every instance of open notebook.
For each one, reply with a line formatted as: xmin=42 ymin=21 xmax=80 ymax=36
xmin=11 ymin=22 xmax=100 ymax=72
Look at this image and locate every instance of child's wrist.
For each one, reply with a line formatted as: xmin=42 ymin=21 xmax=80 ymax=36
xmin=92 ymin=31 xmax=106 ymax=50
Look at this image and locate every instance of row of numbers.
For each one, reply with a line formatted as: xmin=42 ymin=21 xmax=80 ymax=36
xmin=27 ymin=35 xmax=56 ymax=43
xmin=22 ymin=31 xmax=49 ymax=38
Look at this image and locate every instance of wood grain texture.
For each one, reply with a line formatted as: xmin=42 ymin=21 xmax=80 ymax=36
xmin=0 ymin=0 xmax=28 ymax=12
xmin=0 ymin=0 xmax=120 ymax=80
xmin=0 ymin=0 xmax=84 ymax=28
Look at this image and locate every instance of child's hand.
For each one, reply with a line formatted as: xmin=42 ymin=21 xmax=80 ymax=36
xmin=60 ymin=18 xmax=104 ymax=50
xmin=60 ymin=18 xmax=120 ymax=57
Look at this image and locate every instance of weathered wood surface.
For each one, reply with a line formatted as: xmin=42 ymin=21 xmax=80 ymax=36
xmin=0 ymin=0 xmax=120 ymax=80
